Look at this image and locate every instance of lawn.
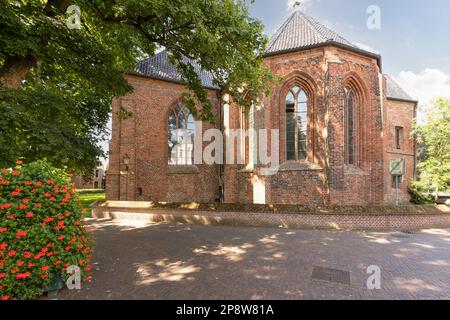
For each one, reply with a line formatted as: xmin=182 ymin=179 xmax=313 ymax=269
xmin=77 ymin=189 xmax=105 ymax=215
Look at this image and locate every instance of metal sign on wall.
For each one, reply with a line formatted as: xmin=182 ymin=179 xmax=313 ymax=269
xmin=389 ymin=159 xmax=405 ymax=176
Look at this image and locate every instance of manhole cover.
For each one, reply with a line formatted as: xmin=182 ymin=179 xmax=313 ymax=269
xmin=311 ymin=266 xmax=351 ymax=285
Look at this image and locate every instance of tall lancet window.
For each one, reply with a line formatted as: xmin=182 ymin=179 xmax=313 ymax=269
xmin=344 ymin=88 xmax=357 ymax=165
xmin=168 ymin=104 xmax=195 ymax=165
xmin=286 ymin=86 xmax=308 ymax=161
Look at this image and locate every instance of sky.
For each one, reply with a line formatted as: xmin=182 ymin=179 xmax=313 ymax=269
xmin=100 ymin=0 xmax=450 ymax=165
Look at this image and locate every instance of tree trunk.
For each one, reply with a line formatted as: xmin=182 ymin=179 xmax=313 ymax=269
xmin=0 ymin=55 xmax=37 ymax=89
xmin=0 ymin=0 xmax=69 ymax=89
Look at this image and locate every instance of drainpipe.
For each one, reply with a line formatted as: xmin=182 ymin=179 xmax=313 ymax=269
xmin=413 ymin=101 xmax=418 ymax=180
xmin=216 ymin=90 xmax=224 ymax=202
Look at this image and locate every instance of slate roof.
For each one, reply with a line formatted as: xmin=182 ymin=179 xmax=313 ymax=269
xmin=265 ymin=10 xmax=380 ymax=61
xmin=385 ymin=74 xmax=417 ymax=102
xmin=130 ymin=50 xmax=219 ymax=90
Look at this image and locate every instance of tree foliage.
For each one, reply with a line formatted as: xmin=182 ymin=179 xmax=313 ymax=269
xmin=0 ymin=0 xmax=273 ymax=174
xmin=411 ymin=98 xmax=450 ymax=202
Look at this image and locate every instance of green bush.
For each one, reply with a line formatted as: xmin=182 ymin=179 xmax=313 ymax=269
xmin=0 ymin=160 xmax=94 ymax=300
xmin=408 ymin=181 xmax=434 ymax=204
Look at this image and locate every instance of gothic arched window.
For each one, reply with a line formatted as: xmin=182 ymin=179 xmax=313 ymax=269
xmin=344 ymin=88 xmax=358 ymax=165
xmin=285 ymin=86 xmax=308 ymax=161
xmin=168 ymin=104 xmax=195 ymax=165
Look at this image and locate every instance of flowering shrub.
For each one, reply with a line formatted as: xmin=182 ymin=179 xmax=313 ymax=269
xmin=0 ymin=160 xmax=93 ymax=300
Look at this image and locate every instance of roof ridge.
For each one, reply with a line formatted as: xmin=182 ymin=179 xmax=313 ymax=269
xmin=300 ymin=11 xmax=354 ymax=46
xmin=296 ymin=11 xmax=329 ymax=43
xmin=266 ymin=11 xmax=298 ymax=53
xmin=265 ymin=10 xmax=369 ymax=57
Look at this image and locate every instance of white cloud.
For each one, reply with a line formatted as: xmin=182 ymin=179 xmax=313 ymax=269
xmin=394 ymin=69 xmax=450 ymax=106
xmin=286 ymin=0 xmax=316 ymax=11
xmin=393 ymin=69 xmax=450 ymax=123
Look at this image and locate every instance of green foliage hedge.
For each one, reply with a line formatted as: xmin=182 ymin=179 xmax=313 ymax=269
xmin=0 ymin=160 xmax=93 ymax=300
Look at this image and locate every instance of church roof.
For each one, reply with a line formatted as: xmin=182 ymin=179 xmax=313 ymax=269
xmin=385 ymin=74 xmax=417 ymax=102
xmin=265 ymin=11 xmax=381 ymax=64
xmin=130 ymin=50 xmax=219 ymax=90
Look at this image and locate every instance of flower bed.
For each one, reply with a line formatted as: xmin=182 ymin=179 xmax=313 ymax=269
xmin=0 ymin=160 xmax=93 ymax=300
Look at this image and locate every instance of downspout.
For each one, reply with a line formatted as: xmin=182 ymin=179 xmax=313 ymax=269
xmin=216 ymin=90 xmax=224 ymax=202
xmin=413 ymin=101 xmax=418 ymax=180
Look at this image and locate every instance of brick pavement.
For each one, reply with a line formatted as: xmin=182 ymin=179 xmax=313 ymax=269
xmin=50 ymin=219 xmax=450 ymax=300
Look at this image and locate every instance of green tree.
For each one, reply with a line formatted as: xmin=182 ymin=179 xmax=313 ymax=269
xmin=0 ymin=0 xmax=273 ymax=174
xmin=412 ymin=98 xmax=450 ymax=202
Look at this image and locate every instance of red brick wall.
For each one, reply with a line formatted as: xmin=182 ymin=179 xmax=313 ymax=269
xmin=383 ymin=98 xmax=417 ymax=204
xmin=107 ymin=75 xmax=220 ymax=203
xmin=223 ymin=46 xmax=388 ymax=206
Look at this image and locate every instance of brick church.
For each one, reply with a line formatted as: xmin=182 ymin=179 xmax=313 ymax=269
xmin=107 ymin=10 xmax=418 ymax=206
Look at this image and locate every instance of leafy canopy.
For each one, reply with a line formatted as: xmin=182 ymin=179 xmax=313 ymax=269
xmin=411 ymin=98 xmax=450 ymax=201
xmin=0 ymin=0 xmax=273 ymax=174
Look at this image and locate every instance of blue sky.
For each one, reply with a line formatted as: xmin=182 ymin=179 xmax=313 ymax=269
xmin=248 ymin=0 xmax=450 ymax=104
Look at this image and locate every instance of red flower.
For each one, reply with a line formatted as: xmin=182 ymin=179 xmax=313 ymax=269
xmin=7 ymin=250 xmax=16 ymax=257
xmin=35 ymin=182 xmax=43 ymax=187
xmin=0 ymin=273 xmax=6 ymax=279
xmin=44 ymin=192 xmax=51 ymax=197
xmin=16 ymin=261 xmax=25 ymax=267
xmin=28 ymin=263 xmax=35 ymax=268
xmin=44 ymin=217 xmax=53 ymax=223
xmin=65 ymin=212 xmax=70 ymax=217
xmin=0 ymin=228 xmax=7 ymax=233
xmin=23 ymin=181 xmax=33 ymax=185
xmin=6 ymin=215 xmax=15 ymax=220
xmin=1 ymin=203 xmax=12 ymax=209
xmin=70 ymin=237 xmax=77 ymax=242
xmin=16 ymin=160 xmax=23 ymax=165
xmin=25 ymin=212 xmax=34 ymax=218
xmin=74 ymin=221 xmax=81 ymax=226
xmin=18 ymin=205 xmax=27 ymax=210
xmin=16 ymin=272 xmax=30 ymax=280
xmin=24 ymin=252 xmax=32 ymax=258
xmin=22 ymin=199 xmax=29 ymax=204
xmin=16 ymin=231 xmax=28 ymax=239
xmin=65 ymin=246 xmax=71 ymax=251
xmin=47 ymin=180 xmax=54 ymax=185
xmin=11 ymin=191 xmax=20 ymax=196
xmin=41 ymin=274 xmax=48 ymax=280
xmin=2 ymin=296 xmax=9 ymax=300
xmin=41 ymin=266 xmax=50 ymax=271
xmin=57 ymin=235 xmax=65 ymax=240
xmin=53 ymin=260 xmax=61 ymax=266
xmin=0 ymin=243 xmax=7 ymax=250
xmin=0 ymin=180 xmax=9 ymax=185
xmin=12 ymin=171 xmax=21 ymax=176
xmin=33 ymin=253 xmax=43 ymax=260
xmin=34 ymin=203 xmax=42 ymax=207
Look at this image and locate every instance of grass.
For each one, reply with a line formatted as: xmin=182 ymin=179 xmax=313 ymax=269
xmin=77 ymin=191 xmax=105 ymax=215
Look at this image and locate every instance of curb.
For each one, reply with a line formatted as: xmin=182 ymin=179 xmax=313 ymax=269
xmin=92 ymin=205 xmax=450 ymax=232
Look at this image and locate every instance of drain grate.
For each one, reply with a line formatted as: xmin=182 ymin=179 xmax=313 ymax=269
xmin=311 ymin=266 xmax=351 ymax=285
